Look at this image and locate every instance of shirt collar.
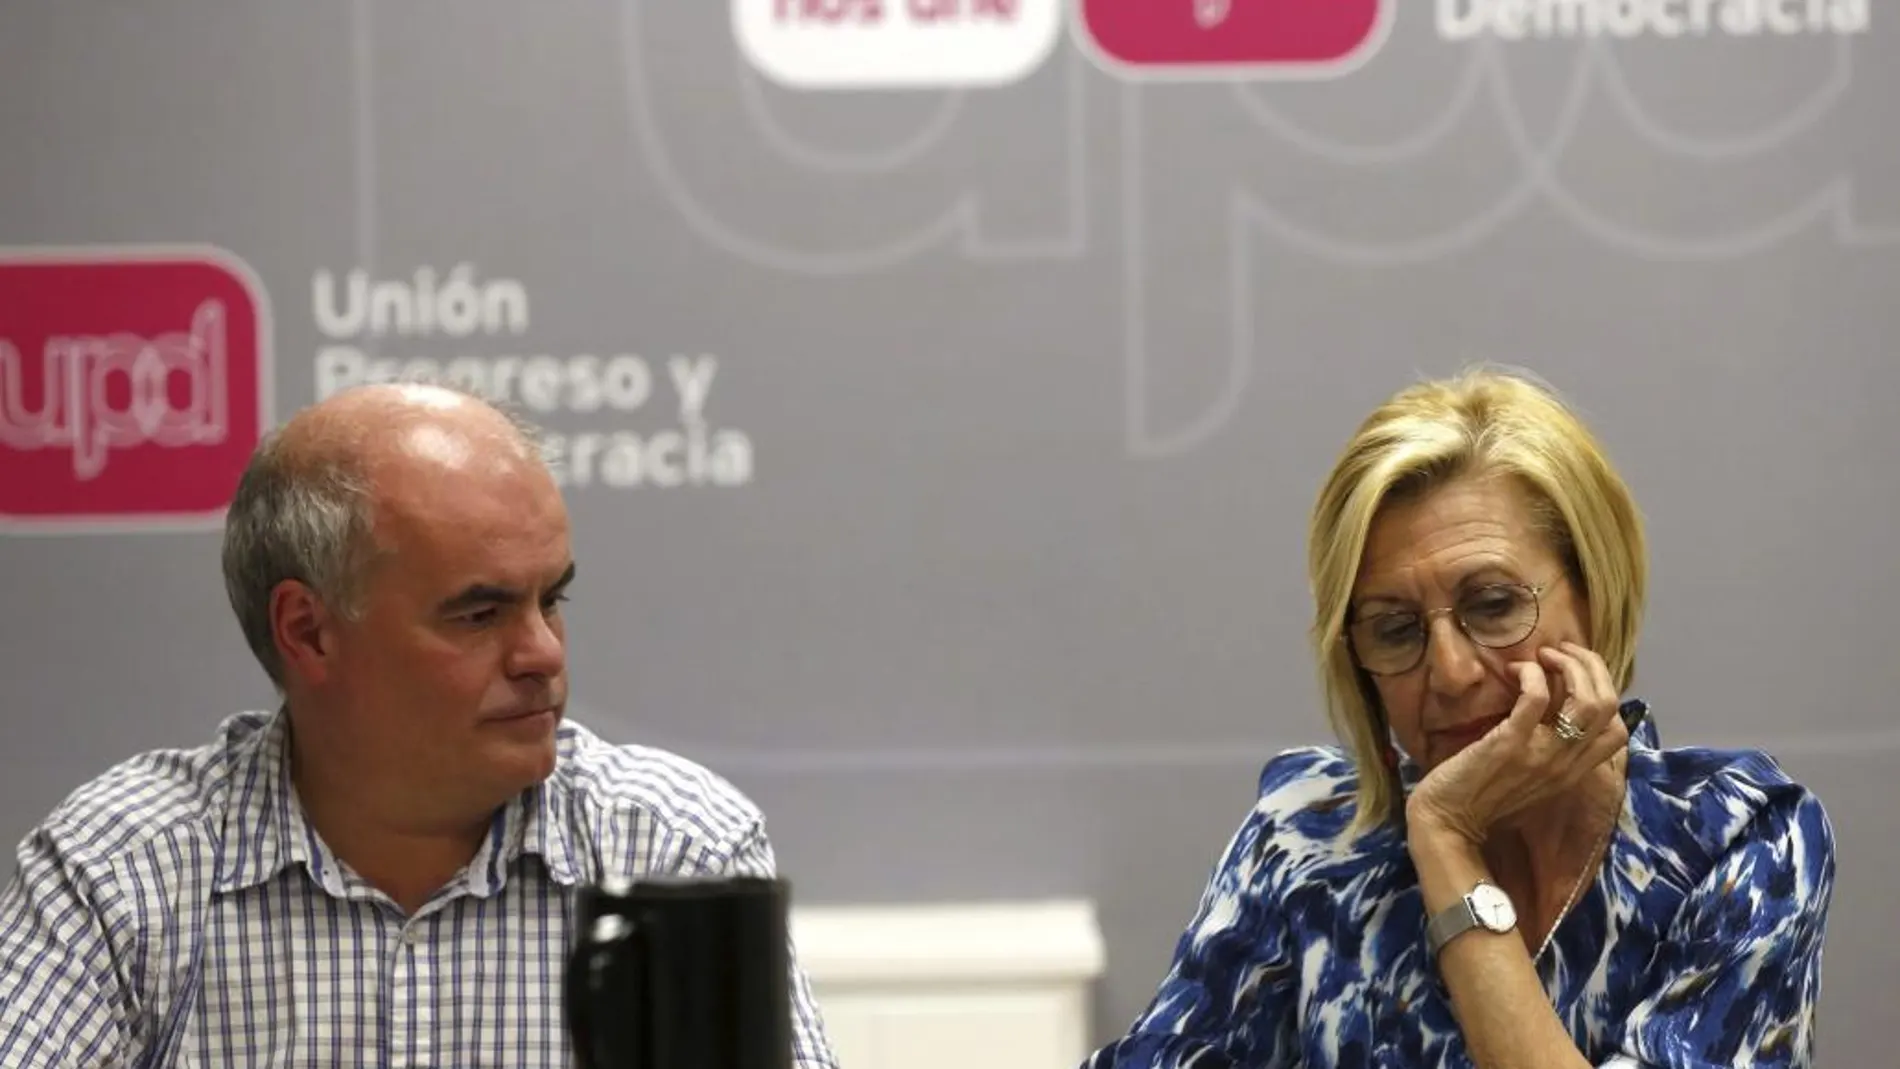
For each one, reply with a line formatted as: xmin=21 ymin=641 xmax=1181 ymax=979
xmin=465 ymin=766 xmax=582 ymax=896
xmin=213 ymin=708 xmax=583 ymax=897
xmin=213 ymin=708 xmax=339 ymax=895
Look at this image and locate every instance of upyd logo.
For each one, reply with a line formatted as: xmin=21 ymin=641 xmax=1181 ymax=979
xmin=0 ymin=247 xmax=270 ymax=532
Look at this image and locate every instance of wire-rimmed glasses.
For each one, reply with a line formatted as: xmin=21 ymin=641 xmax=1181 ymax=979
xmin=1347 ymin=582 xmax=1550 ymax=677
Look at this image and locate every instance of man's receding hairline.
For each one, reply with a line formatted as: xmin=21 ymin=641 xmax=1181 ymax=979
xmin=264 ymin=389 xmax=550 ymax=569
xmin=276 ymin=385 xmax=541 ymax=474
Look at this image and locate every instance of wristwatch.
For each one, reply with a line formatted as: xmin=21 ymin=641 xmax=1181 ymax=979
xmin=1425 ymin=880 xmax=1517 ymax=955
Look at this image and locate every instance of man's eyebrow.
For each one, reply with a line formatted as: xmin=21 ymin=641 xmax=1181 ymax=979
xmin=437 ymin=562 xmax=576 ymax=615
xmin=437 ymin=584 xmax=518 ymax=615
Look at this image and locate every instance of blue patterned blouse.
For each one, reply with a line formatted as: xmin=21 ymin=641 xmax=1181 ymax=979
xmin=1084 ymin=704 xmax=1836 ymax=1069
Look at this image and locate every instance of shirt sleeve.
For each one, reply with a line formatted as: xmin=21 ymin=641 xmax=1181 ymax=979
xmin=1608 ymin=778 xmax=1836 ymax=1069
xmin=724 ymin=821 xmax=842 ymax=1069
xmin=0 ymin=828 xmax=135 ymax=1069
xmin=1082 ymin=776 xmax=1308 ymax=1069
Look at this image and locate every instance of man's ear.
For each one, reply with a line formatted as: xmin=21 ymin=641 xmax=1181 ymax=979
xmin=272 ymin=580 xmax=340 ymax=687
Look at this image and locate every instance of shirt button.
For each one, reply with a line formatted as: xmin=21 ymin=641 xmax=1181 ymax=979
xmin=404 ymin=929 xmax=421 ymax=946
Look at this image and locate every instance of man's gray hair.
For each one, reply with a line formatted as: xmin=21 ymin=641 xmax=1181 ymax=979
xmin=220 ymin=427 xmax=378 ymax=688
xmin=220 ymin=383 xmax=547 ymax=688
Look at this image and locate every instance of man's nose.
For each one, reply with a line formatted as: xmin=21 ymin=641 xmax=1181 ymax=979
xmin=507 ymin=609 xmax=565 ymax=678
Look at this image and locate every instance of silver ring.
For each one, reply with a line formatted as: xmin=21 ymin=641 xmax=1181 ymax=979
xmin=1552 ymin=712 xmax=1585 ymax=743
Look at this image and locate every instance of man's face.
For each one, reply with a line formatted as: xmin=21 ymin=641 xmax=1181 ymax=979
xmin=314 ymin=431 xmax=574 ymax=821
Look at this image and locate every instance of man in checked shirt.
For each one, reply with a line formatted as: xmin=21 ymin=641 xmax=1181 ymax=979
xmin=0 ymin=383 xmax=840 ymax=1068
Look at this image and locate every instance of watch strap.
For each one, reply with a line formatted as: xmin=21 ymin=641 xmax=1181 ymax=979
xmin=1424 ymin=896 xmax=1478 ymax=955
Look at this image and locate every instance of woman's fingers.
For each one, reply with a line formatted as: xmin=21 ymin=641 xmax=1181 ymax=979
xmin=1567 ymin=640 xmax=1618 ymax=701
xmin=1541 ymin=643 xmax=1629 ymax=784
xmin=1506 ymin=659 xmax=1551 ymax=735
xmin=1537 ymin=645 xmax=1612 ymax=735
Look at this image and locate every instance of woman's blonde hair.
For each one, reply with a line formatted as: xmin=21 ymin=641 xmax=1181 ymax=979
xmin=1308 ymin=367 xmax=1647 ymax=834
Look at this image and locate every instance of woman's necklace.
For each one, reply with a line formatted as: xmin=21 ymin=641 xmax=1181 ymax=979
xmin=1533 ymin=797 xmax=1622 ymax=962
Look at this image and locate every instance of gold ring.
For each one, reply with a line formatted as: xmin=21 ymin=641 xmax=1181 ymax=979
xmin=1552 ymin=712 xmax=1585 ymax=743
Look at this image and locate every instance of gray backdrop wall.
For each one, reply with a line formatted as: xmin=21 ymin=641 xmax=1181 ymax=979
xmin=2 ymin=1 xmax=1895 ymax=1064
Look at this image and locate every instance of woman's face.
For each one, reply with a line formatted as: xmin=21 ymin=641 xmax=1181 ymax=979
xmin=1350 ymin=475 xmax=1591 ymax=772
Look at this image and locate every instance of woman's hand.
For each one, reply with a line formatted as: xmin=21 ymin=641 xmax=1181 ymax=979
xmin=1405 ymin=641 xmax=1628 ymax=846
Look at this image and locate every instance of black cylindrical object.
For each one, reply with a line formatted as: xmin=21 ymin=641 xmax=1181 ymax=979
xmin=566 ymin=875 xmax=793 ymax=1069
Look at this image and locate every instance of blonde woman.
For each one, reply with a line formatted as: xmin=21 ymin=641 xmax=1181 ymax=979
xmin=1085 ymin=369 xmax=1835 ymax=1069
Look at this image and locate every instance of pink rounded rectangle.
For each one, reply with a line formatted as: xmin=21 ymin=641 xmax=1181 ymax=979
xmin=0 ymin=246 xmax=272 ymax=531
xmin=1078 ymin=0 xmax=1387 ymax=72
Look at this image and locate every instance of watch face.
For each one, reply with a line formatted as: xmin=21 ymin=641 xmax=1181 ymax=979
xmin=1470 ymin=884 xmax=1517 ymax=932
